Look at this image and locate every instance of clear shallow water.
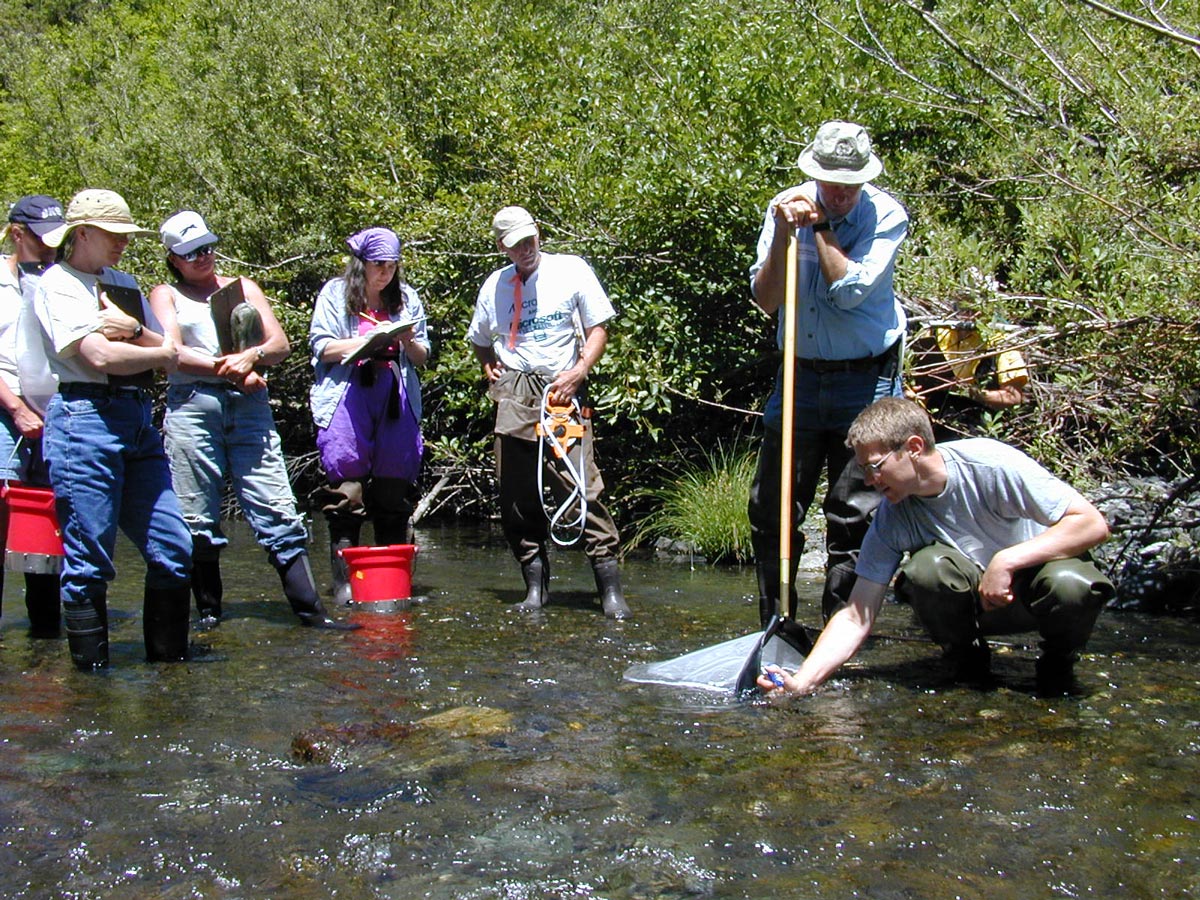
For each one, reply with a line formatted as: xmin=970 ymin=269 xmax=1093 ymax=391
xmin=0 ymin=520 xmax=1197 ymax=899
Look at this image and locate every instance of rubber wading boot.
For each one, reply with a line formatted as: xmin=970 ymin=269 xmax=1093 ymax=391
xmin=514 ymin=552 xmax=549 ymax=612
xmin=66 ymin=594 xmax=109 ymax=671
xmin=144 ymin=585 xmax=192 ymax=662
xmin=372 ymin=514 xmax=413 ymax=548
xmin=277 ymin=553 xmax=360 ymax=631
xmin=946 ymin=639 xmax=992 ymax=686
xmin=592 ymin=558 xmax=631 ymax=620
xmin=25 ymin=573 xmax=62 ymax=638
xmin=367 ymin=477 xmax=415 ymax=547
xmin=755 ymin=556 xmax=800 ymax=629
xmin=1035 ymin=652 xmax=1081 ymax=697
xmin=191 ymin=558 xmax=223 ymax=627
xmin=328 ymin=539 xmax=354 ymax=606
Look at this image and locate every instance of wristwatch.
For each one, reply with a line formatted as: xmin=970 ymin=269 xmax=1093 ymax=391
xmin=255 ymin=347 xmax=267 ymax=361
xmin=131 ymin=323 xmax=144 ymax=340
xmin=812 ymin=221 xmax=832 ymax=233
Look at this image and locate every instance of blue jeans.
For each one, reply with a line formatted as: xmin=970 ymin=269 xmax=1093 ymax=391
xmin=750 ymin=361 xmax=901 ymax=621
xmin=163 ymin=383 xmax=307 ymax=566
xmin=43 ymin=388 xmax=192 ymax=610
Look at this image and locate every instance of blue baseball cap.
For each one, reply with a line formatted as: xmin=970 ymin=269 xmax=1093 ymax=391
xmin=8 ymin=195 xmax=65 ymax=237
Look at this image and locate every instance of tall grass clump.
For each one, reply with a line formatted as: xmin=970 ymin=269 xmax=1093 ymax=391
xmin=630 ymin=443 xmax=758 ymax=565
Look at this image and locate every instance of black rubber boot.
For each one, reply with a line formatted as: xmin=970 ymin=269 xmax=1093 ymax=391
xmin=277 ymin=553 xmax=360 ymax=631
xmin=372 ymin=514 xmax=412 ymax=548
xmin=329 ymin=538 xmax=354 ymax=606
xmin=821 ymin=562 xmax=858 ymax=624
xmin=191 ymin=558 xmax=223 ymax=627
xmin=946 ymin=639 xmax=992 ymax=686
xmin=755 ymin=556 xmax=800 ymax=629
xmin=315 ymin=480 xmax=365 ymax=606
xmin=65 ymin=593 xmax=109 ymax=671
xmin=1035 ymin=651 xmax=1081 ymax=697
xmin=592 ymin=558 xmax=631 ymax=620
xmin=24 ymin=573 xmax=61 ymax=638
xmin=514 ymin=550 xmax=549 ymax=611
xmin=327 ymin=517 xmax=363 ymax=607
xmin=367 ymin=477 xmax=415 ymax=546
xmin=144 ymin=585 xmax=192 ymax=662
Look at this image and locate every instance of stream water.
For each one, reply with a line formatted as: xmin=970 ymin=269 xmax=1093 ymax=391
xmin=1 ymin=519 xmax=1197 ymax=899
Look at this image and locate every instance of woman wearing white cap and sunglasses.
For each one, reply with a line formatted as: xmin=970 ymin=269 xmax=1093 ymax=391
xmin=32 ymin=188 xmax=193 ymax=671
xmin=147 ymin=210 xmax=355 ymax=631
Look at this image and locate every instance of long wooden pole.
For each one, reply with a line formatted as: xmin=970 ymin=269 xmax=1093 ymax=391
xmin=778 ymin=230 xmax=798 ymax=621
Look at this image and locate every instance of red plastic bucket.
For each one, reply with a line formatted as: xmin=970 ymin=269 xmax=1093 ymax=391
xmin=340 ymin=544 xmax=416 ymax=605
xmin=2 ymin=484 xmax=65 ymax=573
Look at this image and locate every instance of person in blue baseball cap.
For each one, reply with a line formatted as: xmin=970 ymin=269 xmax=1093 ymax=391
xmin=0 ymin=195 xmax=66 ymax=636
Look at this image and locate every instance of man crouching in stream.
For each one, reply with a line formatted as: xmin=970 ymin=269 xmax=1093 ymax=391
xmin=759 ymin=397 xmax=1114 ymax=697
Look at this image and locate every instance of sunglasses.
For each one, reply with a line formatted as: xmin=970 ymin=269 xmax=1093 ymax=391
xmin=175 ymin=244 xmax=216 ymax=262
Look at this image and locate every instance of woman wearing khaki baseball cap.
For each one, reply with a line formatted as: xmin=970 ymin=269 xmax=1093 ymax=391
xmin=31 ymin=187 xmax=194 ymax=671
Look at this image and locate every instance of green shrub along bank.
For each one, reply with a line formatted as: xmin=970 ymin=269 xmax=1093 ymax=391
xmin=629 ymin=443 xmax=759 ymax=565
xmin=3 ymin=0 xmax=1198 ymax=542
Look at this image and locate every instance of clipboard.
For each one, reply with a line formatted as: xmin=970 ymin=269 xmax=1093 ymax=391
xmin=98 ymin=282 xmax=146 ymax=325
xmin=208 ymin=279 xmax=245 ymax=355
xmin=97 ymin=281 xmax=152 ymax=389
xmin=340 ymin=316 xmax=425 ymax=366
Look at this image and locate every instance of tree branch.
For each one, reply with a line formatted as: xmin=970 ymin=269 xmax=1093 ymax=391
xmin=1075 ymin=0 xmax=1200 ymax=49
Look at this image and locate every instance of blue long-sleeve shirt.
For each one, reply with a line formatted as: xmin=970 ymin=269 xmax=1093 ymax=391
xmin=749 ymin=182 xmax=908 ymax=360
xmin=307 ymin=277 xmax=429 ymax=429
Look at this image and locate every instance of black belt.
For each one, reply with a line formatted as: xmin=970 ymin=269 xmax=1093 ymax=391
xmin=189 ymin=381 xmax=238 ymax=391
xmin=59 ymin=382 xmax=149 ymax=398
xmin=796 ymin=343 xmax=898 ymax=374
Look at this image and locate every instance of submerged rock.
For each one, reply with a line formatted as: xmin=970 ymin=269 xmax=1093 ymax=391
xmin=413 ymin=705 xmax=514 ymax=737
xmin=291 ymin=706 xmax=513 ymax=765
xmin=291 ymin=721 xmax=414 ymax=765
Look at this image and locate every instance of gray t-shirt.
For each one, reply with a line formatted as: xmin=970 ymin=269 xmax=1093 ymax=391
xmin=855 ymin=438 xmax=1084 ymax=585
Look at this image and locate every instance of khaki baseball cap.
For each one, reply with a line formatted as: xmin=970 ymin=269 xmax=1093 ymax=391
xmin=492 ymin=206 xmax=538 ymax=248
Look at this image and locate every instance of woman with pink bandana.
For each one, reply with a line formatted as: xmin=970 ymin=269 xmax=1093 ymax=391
xmin=308 ymin=228 xmax=429 ymax=603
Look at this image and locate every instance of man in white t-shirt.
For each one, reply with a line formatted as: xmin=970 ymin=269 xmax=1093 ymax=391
xmin=759 ymin=397 xmax=1113 ymax=697
xmin=467 ymin=206 xmax=629 ymax=619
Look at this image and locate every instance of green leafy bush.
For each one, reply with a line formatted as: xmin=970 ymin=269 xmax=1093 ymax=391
xmin=628 ymin=443 xmax=758 ymax=564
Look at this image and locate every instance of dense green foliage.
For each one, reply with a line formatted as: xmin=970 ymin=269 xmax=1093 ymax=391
xmin=2 ymin=0 xmax=1198 ymax=534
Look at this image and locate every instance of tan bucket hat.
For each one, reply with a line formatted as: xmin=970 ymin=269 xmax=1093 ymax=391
xmin=42 ymin=188 xmax=155 ymax=248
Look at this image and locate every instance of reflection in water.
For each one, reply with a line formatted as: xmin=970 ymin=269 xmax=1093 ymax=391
xmin=0 ymin=520 xmax=1198 ymax=898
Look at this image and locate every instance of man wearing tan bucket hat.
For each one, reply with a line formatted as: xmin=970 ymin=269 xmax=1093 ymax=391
xmin=748 ymin=121 xmax=909 ymax=628
xmin=33 ymin=188 xmax=194 ymax=671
